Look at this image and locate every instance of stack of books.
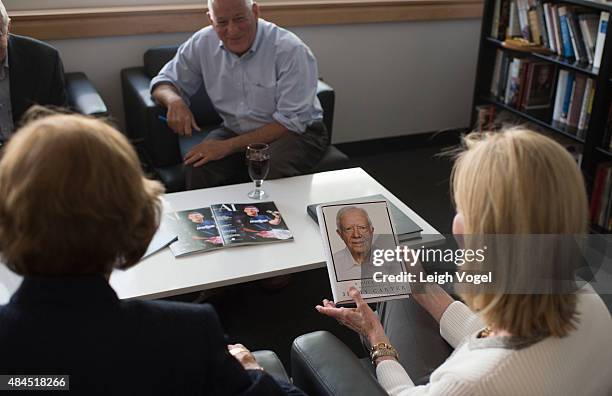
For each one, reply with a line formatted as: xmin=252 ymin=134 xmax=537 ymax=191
xmin=491 ymin=0 xmax=609 ymax=67
xmin=551 ymin=69 xmax=596 ymax=139
xmin=590 ymin=162 xmax=612 ymax=232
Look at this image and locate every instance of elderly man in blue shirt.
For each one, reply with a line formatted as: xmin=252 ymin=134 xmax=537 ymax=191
xmin=151 ymin=0 xmax=327 ymax=189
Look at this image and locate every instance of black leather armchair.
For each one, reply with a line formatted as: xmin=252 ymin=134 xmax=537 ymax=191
xmin=121 ymin=45 xmax=351 ymax=192
xmin=65 ymin=72 xmax=108 ymax=117
xmin=291 ymin=331 xmax=388 ymax=396
xmin=252 ymin=350 xmax=291 ymax=383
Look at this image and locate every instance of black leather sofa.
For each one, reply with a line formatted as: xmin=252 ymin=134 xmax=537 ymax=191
xmin=65 ymin=72 xmax=108 ymax=117
xmin=121 ymin=45 xmax=351 ymax=192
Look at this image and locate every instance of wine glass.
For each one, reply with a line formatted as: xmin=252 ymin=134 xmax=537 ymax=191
xmin=246 ymin=143 xmax=270 ymax=200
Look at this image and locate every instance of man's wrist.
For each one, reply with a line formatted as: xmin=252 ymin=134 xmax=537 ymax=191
xmin=224 ymin=137 xmax=242 ymax=154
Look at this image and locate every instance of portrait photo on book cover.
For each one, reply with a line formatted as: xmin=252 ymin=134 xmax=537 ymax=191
xmin=323 ymin=201 xmax=405 ymax=282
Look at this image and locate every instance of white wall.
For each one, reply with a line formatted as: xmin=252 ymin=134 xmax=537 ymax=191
xmin=5 ymin=0 xmax=203 ymax=10
xmin=47 ymin=19 xmax=480 ymax=143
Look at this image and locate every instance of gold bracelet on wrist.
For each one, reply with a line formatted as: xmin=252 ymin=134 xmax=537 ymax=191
xmin=370 ymin=342 xmax=399 ymax=366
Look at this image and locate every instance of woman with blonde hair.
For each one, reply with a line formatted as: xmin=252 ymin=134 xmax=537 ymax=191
xmin=316 ymin=128 xmax=612 ymax=395
xmin=0 ymin=111 xmax=303 ymax=395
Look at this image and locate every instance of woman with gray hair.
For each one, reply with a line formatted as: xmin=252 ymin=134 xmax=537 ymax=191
xmin=0 ymin=111 xmax=304 ymax=395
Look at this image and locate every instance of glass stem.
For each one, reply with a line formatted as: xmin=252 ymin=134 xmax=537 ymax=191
xmin=254 ymin=180 xmax=263 ymax=192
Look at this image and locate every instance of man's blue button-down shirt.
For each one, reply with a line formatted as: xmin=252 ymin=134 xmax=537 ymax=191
xmin=151 ymin=19 xmax=323 ymax=135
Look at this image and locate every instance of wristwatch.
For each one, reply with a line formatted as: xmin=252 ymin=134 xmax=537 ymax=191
xmin=370 ymin=342 xmax=399 ymax=366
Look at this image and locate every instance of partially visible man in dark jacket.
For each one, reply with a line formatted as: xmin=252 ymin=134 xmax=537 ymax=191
xmin=0 ymin=0 xmax=67 ymax=143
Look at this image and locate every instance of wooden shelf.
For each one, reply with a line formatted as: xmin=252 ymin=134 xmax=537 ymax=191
xmin=479 ymin=95 xmax=586 ymax=144
xmin=566 ymin=0 xmax=612 ymax=12
xmin=486 ymin=37 xmax=600 ymax=78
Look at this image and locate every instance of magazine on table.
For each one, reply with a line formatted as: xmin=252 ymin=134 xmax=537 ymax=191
xmin=166 ymin=202 xmax=293 ymax=257
xmin=317 ymin=200 xmax=410 ymax=305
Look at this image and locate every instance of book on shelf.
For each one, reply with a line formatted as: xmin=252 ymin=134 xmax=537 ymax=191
xmin=550 ymin=69 xmax=595 ymax=136
xmin=316 ymin=199 xmax=410 ymax=305
xmin=567 ymin=74 xmax=587 ymax=129
xmin=516 ymin=0 xmax=533 ymax=41
xmin=590 ymin=162 xmax=612 ymax=232
xmin=576 ymin=78 xmax=594 ymax=138
xmin=578 ymin=14 xmax=599 ymax=63
xmin=165 ymin=202 xmax=293 ymax=257
xmin=307 ymin=194 xmax=423 ymax=242
xmin=552 ymin=69 xmax=569 ymax=123
xmin=558 ymin=6 xmax=577 ymax=58
xmin=521 ymin=62 xmax=556 ymax=109
xmin=528 ymin=7 xmax=543 ymax=45
xmin=504 ymin=58 xmax=524 ymax=106
xmin=546 ymin=3 xmax=563 ymax=56
xmin=593 ymin=11 xmax=609 ymax=68
xmin=543 ymin=3 xmax=558 ymax=53
xmin=490 ymin=1 xmax=607 ymax=65
xmin=508 ymin=0 xmax=522 ymax=38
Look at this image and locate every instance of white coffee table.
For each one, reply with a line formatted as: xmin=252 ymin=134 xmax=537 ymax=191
xmin=0 ymin=168 xmax=443 ymax=302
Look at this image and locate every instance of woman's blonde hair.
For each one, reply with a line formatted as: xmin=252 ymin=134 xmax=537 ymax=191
xmin=0 ymin=112 xmax=164 ymax=276
xmin=451 ymin=128 xmax=588 ymax=337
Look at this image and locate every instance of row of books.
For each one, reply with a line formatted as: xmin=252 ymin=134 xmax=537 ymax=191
xmin=491 ymin=0 xmax=609 ymax=67
xmin=490 ymin=50 xmax=556 ymax=110
xmin=590 ymin=162 xmax=612 ymax=232
xmin=551 ymin=69 xmax=596 ymax=139
xmin=474 ymin=105 xmax=584 ymax=165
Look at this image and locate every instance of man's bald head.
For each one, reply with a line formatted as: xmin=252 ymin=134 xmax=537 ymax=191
xmin=207 ymin=0 xmax=253 ymax=18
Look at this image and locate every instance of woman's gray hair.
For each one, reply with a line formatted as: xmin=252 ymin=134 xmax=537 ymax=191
xmin=0 ymin=1 xmax=10 ymax=34
xmin=207 ymin=0 xmax=254 ymax=15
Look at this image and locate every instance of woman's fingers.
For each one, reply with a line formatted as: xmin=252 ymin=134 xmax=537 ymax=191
xmin=348 ymin=287 xmax=367 ymax=308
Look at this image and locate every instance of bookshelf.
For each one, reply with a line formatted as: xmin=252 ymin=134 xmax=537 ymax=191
xmin=471 ymin=0 xmax=612 ymax=233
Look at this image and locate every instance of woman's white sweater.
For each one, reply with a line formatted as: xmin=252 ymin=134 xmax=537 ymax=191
xmin=376 ymin=289 xmax=612 ymax=395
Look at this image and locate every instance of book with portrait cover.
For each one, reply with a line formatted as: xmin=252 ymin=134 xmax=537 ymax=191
xmin=317 ymin=200 xmax=410 ymax=305
xmin=166 ymin=202 xmax=293 ymax=257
